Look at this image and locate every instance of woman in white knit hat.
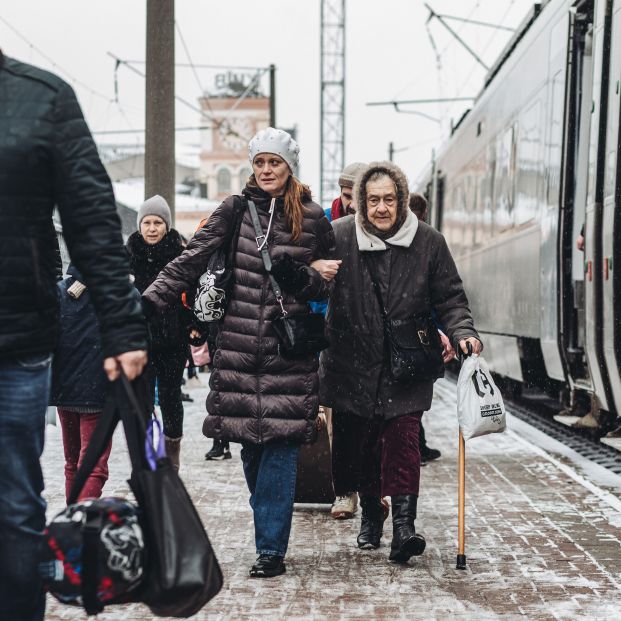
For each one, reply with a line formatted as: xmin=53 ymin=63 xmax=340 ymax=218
xmin=143 ymin=127 xmax=339 ymax=578
xmin=127 ymin=195 xmax=190 ymax=470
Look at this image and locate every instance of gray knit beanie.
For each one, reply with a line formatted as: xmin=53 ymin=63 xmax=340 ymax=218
xmin=338 ymin=162 xmax=366 ymax=189
xmin=248 ymin=127 xmax=299 ymax=171
xmin=137 ymin=195 xmax=172 ymax=231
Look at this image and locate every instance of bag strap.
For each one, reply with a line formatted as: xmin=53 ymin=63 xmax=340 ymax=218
xmin=225 ymin=196 xmax=246 ymax=269
xmin=362 ymin=253 xmax=389 ymax=321
xmin=247 ymin=199 xmax=288 ymax=317
xmin=67 ymin=396 xmax=119 ymax=506
xmin=81 ymin=507 xmax=104 ymax=615
xmin=66 ymin=374 xmax=155 ymax=506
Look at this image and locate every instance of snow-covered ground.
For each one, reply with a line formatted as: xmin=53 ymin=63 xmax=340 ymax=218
xmin=42 ymin=377 xmax=621 ymax=620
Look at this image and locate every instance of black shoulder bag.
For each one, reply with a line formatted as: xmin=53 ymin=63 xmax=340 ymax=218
xmin=192 ymin=197 xmax=245 ymax=324
xmin=247 ymin=199 xmax=328 ymax=358
xmin=364 ymin=254 xmax=444 ymax=383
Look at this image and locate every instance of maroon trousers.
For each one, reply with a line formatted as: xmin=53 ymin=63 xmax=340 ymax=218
xmin=57 ymin=409 xmax=112 ymax=502
xmin=332 ymin=411 xmax=423 ymax=497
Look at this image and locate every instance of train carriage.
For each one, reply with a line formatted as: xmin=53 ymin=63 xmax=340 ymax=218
xmin=419 ymin=0 xmax=621 ymax=432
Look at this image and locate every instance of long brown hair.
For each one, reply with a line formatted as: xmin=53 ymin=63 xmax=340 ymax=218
xmin=249 ymin=174 xmax=312 ymax=241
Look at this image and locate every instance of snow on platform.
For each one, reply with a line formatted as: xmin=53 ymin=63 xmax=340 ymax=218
xmin=42 ymin=377 xmax=621 ymax=620
xmin=601 ymin=436 xmax=621 ymax=452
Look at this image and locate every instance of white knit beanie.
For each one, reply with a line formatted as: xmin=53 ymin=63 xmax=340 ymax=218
xmin=248 ymin=127 xmax=299 ymax=171
xmin=137 ymin=195 xmax=172 ymax=231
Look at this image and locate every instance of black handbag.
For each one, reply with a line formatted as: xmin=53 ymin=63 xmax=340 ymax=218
xmin=43 ymin=376 xmax=223 ymax=617
xmin=192 ymin=197 xmax=245 ymax=323
xmin=364 ymin=255 xmax=444 ymax=383
xmin=247 ymin=199 xmax=329 ymax=358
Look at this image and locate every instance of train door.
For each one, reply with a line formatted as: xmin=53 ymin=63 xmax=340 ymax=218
xmin=559 ymin=0 xmax=594 ymax=390
xmin=583 ymin=0 xmax=615 ymax=418
xmin=541 ymin=12 xmax=569 ymax=383
xmin=601 ymin=1 xmax=621 ymax=419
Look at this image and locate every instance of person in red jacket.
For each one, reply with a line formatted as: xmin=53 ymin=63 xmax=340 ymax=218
xmin=328 ymin=162 xmax=366 ymax=221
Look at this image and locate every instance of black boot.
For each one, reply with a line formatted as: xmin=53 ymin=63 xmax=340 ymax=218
xmin=389 ymin=494 xmax=426 ymax=563
xmin=356 ymin=495 xmax=384 ymax=550
xmin=205 ymin=439 xmax=231 ymax=461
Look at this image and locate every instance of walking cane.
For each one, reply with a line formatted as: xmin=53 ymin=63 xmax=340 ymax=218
xmin=456 ymin=341 xmax=472 ymax=571
xmin=456 ymin=429 xmax=467 ymax=569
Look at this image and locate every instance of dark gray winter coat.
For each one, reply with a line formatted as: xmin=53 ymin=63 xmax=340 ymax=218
xmin=319 ymin=162 xmax=480 ymax=418
xmin=143 ymin=184 xmax=334 ymax=444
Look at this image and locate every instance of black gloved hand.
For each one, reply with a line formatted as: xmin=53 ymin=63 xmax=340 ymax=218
xmin=270 ymin=253 xmax=309 ymax=295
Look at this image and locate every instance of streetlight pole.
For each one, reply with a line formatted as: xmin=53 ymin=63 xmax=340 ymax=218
xmin=145 ymin=0 xmax=175 ymax=223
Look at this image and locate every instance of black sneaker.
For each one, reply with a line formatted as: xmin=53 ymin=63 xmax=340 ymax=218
xmin=205 ymin=439 xmax=232 ymax=461
xmin=421 ymin=447 xmax=441 ymax=465
xmin=181 ymin=391 xmax=193 ymax=402
xmin=249 ymin=554 xmax=286 ymax=578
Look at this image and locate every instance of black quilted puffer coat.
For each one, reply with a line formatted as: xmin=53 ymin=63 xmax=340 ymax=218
xmin=143 ymin=184 xmax=334 ymax=444
xmin=0 ymin=52 xmax=146 ymax=359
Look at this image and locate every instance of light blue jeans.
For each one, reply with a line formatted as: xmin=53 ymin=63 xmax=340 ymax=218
xmin=0 ymin=352 xmax=52 ymax=621
xmin=240 ymin=441 xmax=300 ymax=557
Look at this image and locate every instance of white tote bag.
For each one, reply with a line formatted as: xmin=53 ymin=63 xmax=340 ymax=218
xmin=457 ymin=354 xmax=506 ymax=440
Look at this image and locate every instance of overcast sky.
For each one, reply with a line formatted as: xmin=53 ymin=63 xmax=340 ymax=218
xmin=1 ymin=0 xmax=535 ymax=199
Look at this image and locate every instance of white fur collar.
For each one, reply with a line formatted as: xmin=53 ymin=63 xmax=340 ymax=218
xmin=355 ymin=209 xmax=418 ymax=251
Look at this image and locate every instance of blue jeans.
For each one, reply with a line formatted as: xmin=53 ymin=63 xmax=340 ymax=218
xmin=240 ymin=441 xmax=300 ymax=557
xmin=0 ymin=353 xmax=52 ymax=621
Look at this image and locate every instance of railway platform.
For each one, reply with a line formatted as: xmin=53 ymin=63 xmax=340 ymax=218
xmin=42 ymin=377 xmax=621 ymax=620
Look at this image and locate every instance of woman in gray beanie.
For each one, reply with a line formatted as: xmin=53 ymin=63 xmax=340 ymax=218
xmin=143 ymin=127 xmax=335 ymax=578
xmin=127 ymin=194 xmax=189 ymax=470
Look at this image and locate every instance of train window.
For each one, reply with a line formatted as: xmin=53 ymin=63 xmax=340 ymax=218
xmin=483 ymin=142 xmax=496 ymax=238
xmin=547 ymin=71 xmax=565 ymax=209
xmin=494 ymin=124 xmax=516 ymax=231
xmin=516 ymin=97 xmax=543 ymax=224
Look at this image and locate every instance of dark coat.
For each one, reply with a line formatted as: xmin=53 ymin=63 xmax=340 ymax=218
xmin=0 ymin=52 xmax=146 ymax=359
xmin=319 ymin=215 xmax=480 ymax=419
xmin=143 ymin=185 xmax=335 ymax=444
xmin=127 ymin=229 xmax=189 ymax=353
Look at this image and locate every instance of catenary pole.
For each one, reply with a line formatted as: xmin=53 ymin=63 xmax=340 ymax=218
xmin=145 ymin=0 xmax=175 ymax=223
xmin=269 ymin=64 xmax=276 ymax=128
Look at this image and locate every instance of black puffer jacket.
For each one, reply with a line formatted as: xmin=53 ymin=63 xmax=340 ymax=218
xmin=143 ymin=184 xmax=334 ymax=444
xmin=127 ymin=229 xmax=188 ymax=352
xmin=0 ymin=52 xmax=146 ymax=359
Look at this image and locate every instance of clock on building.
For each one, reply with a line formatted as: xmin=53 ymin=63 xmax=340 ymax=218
xmin=217 ymin=118 xmax=254 ymax=152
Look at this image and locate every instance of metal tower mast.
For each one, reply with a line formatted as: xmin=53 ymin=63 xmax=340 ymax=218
xmin=320 ymin=0 xmax=345 ymax=209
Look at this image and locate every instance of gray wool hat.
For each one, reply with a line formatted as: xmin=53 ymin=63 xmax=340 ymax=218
xmin=248 ymin=127 xmax=299 ymax=171
xmin=338 ymin=162 xmax=367 ymax=188
xmin=137 ymin=195 xmax=172 ymax=231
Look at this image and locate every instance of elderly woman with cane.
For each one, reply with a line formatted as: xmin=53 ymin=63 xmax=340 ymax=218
xmin=143 ymin=128 xmax=335 ymax=578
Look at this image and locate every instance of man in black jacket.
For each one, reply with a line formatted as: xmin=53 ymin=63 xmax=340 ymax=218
xmin=0 ymin=51 xmax=147 ymax=621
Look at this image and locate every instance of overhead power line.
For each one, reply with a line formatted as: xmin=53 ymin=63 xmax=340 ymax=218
xmin=93 ymin=125 xmax=212 ymax=135
xmin=108 ymin=51 xmax=263 ymax=144
xmin=0 ymin=15 xmax=114 ymax=102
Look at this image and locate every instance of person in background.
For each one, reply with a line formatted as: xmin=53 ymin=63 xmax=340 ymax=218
xmin=328 ymin=161 xmax=366 ymax=221
xmin=0 ymin=51 xmax=147 ymax=621
xmin=127 ymin=195 xmax=189 ymax=471
xmin=143 ymin=127 xmax=334 ymax=578
xmin=320 ymin=162 xmax=481 ymax=564
xmin=50 ymin=266 xmax=141 ymax=501
xmin=313 ymin=162 xmax=365 ymax=520
xmin=408 ymin=192 xmax=454 ymax=464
